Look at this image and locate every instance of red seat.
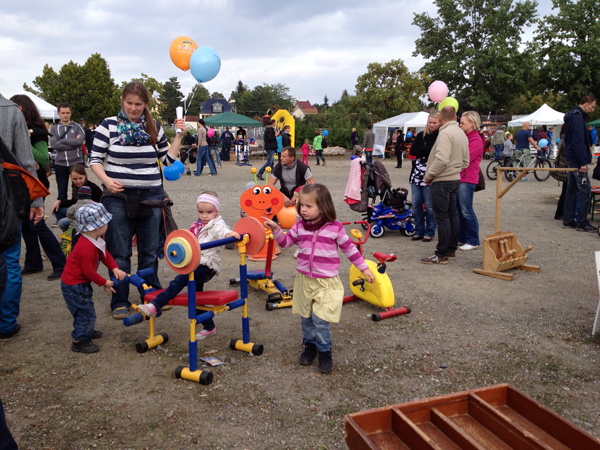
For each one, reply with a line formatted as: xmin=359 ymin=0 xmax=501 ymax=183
xmin=373 ymin=252 xmax=397 ymax=264
xmin=143 ymin=289 xmax=239 ymax=306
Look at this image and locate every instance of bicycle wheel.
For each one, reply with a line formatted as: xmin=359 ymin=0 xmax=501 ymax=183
xmin=534 ymin=158 xmax=551 ymax=181
xmin=504 ymin=158 xmax=521 ymax=182
xmin=486 ymin=159 xmax=502 ymax=180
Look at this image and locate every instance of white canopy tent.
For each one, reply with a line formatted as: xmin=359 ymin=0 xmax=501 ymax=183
xmin=13 ymin=91 xmax=59 ymax=120
xmin=507 ymin=103 xmax=564 ymax=127
xmin=373 ymin=111 xmax=431 ymax=156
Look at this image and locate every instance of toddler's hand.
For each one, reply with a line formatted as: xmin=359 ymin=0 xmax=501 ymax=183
xmin=363 ymin=268 xmax=375 ymax=284
xmin=261 ymin=217 xmax=280 ymax=233
xmin=226 ymin=231 xmax=241 ymax=240
xmin=113 ymin=269 xmax=127 ymax=281
xmin=104 ymin=280 xmax=116 ymax=294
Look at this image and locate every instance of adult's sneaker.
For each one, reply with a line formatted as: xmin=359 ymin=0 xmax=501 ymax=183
xmin=460 ymin=244 xmax=479 ymax=251
xmin=71 ymin=339 xmax=99 ymax=353
xmin=0 ymin=324 xmax=21 ymax=341
xmin=576 ymin=224 xmax=597 ymax=233
xmin=562 ymin=221 xmax=577 ymax=228
xmin=47 ymin=269 xmax=63 ymax=280
xmin=112 ymin=307 xmax=129 ymax=319
xmin=420 ymin=255 xmax=448 ymax=265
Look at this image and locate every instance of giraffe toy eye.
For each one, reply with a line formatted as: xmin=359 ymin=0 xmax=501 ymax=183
xmin=263 ymin=187 xmax=272 ymax=194
xmin=253 ymin=187 xmax=261 ymax=194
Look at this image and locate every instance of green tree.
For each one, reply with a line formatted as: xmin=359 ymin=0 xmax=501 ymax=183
xmin=244 ymin=83 xmax=294 ymax=116
xmin=533 ymin=0 xmax=600 ymax=111
xmin=80 ymin=54 xmax=120 ymax=123
xmin=352 ymin=59 xmax=425 ymax=119
xmin=323 ymin=95 xmax=329 ymax=110
xmin=210 ymin=91 xmax=225 ymax=99
xmin=230 ymin=80 xmax=249 ymax=100
xmin=23 ymin=64 xmax=61 ymax=106
xmin=412 ymin=0 xmax=538 ymax=111
xmin=160 ymin=76 xmax=184 ymax=124
xmin=184 ymin=83 xmax=210 ymax=115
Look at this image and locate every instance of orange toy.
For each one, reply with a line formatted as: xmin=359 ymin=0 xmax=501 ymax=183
xmin=240 ymin=167 xmax=284 ymax=261
xmin=277 ymin=205 xmax=298 ymax=229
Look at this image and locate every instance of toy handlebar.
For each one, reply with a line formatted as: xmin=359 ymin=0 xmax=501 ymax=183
xmin=111 ymin=268 xmax=155 ymax=288
xmin=341 ymin=221 xmax=371 ymax=245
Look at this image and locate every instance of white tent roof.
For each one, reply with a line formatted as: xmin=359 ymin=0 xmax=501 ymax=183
xmin=14 ymin=91 xmax=59 ymax=120
xmin=508 ymin=103 xmax=564 ymax=127
xmin=373 ymin=111 xmax=430 ymax=156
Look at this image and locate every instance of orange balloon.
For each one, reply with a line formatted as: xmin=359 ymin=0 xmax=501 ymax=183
xmin=169 ymin=36 xmax=198 ymax=71
xmin=277 ymin=205 xmax=298 ymax=229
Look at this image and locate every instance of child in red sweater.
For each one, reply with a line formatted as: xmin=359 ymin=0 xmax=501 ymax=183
xmin=61 ymin=203 xmax=126 ymax=353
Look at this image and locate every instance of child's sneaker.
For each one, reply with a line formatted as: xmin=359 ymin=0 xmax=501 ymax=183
xmin=298 ymin=343 xmax=317 ymax=365
xmin=318 ymin=350 xmax=333 ymax=373
xmin=137 ymin=303 xmax=157 ymax=318
xmin=71 ymin=339 xmax=99 ymax=353
xmin=196 ymin=328 xmax=216 ymax=340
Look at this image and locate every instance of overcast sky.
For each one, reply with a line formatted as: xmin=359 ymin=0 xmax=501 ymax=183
xmin=1 ymin=0 xmax=552 ymax=106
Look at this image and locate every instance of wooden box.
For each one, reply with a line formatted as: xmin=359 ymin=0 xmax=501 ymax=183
xmin=344 ymin=384 xmax=600 ymax=449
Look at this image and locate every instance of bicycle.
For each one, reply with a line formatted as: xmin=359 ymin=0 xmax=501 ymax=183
xmin=486 ymin=156 xmax=512 ymax=181
xmin=503 ymin=151 xmax=551 ymax=182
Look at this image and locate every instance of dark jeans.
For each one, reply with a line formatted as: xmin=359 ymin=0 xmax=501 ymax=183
xmin=396 ymin=149 xmax=403 ymax=167
xmin=411 ymin=184 xmax=436 ymax=238
xmin=61 ymin=281 xmax=96 ymax=341
xmin=0 ymin=396 xmax=18 ymax=450
xmin=259 ymin=150 xmax=275 ymax=175
xmin=53 ymin=206 xmax=68 ymax=223
xmin=563 ymin=167 xmax=591 ymax=227
xmin=0 ymin=224 xmax=21 ymax=334
xmin=430 ymin=181 xmax=460 ymax=257
xmin=301 ymin=311 xmax=331 ymax=352
xmin=316 ymin=150 xmax=326 ymax=165
xmin=365 ymin=150 xmax=373 ymax=165
xmin=103 ymin=188 xmax=164 ymax=311
xmin=21 ymin=217 xmax=66 ymax=271
xmin=221 ymin=143 xmax=231 ymax=161
xmin=494 ymin=144 xmax=503 ymax=160
xmin=150 ymin=265 xmax=216 ymax=330
xmin=555 ymin=181 xmax=568 ymax=219
xmin=194 ymin=145 xmax=217 ymax=176
xmin=54 ymin=165 xmax=71 ymax=202
xmin=456 ymin=182 xmax=480 ymax=246
xmin=0 ymin=253 xmax=6 ymax=301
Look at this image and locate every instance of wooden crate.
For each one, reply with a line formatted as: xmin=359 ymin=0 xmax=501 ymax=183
xmin=344 ymin=384 xmax=600 ymax=449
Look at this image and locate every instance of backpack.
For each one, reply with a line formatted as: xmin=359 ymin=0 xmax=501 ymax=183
xmin=321 ymin=137 xmax=328 ymax=149
xmin=550 ymin=140 xmax=568 ymax=183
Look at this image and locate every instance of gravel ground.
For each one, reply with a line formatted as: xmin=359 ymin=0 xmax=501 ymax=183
xmin=1 ymin=154 xmax=599 ymax=449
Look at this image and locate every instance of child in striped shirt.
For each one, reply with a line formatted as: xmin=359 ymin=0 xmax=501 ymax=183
xmin=263 ymin=184 xmax=374 ymax=373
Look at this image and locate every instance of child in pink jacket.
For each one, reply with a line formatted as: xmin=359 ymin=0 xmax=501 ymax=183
xmin=301 ymin=139 xmax=310 ymax=165
xmin=263 ymin=184 xmax=374 ymax=374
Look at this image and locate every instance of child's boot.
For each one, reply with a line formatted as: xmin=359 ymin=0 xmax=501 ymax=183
xmin=318 ymin=350 xmax=332 ymax=373
xmin=298 ymin=343 xmax=317 ymax=365
xmin=71 ymin=339 xmax=99 ymax=353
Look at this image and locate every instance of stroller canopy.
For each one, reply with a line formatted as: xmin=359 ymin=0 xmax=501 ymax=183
xmin=373 ymin=111 xmax=430 ymax=156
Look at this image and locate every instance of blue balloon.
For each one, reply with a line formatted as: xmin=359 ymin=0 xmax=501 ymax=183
xmin=164 ymin=165 xmax=181 ymax=181
xmin=189 ymin=46 xmax=221 ymax=83
xmin=172 ymin=160 xmax=185 ymax=175
xmin=556 ymin=138 xmax=561 ymax=143
xmin=407 ymin=132 xmax=413 ymax=139
xmin=538 ymin=139 xmax=548 ymax=148
xmin=323 ymin=130 xmax=328 ymax=137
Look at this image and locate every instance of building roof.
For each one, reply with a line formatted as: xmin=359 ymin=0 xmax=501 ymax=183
xmin=198 ymin=99 xmax=235 ymax=114
xmin=296 ymin=101 xmax=318 ymax=114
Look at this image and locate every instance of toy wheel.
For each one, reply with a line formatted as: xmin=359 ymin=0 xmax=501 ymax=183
xmin=486 ymin=159 xmax=502 ymax=180
xmin=534 ymin=158 xmax=551 ymax=181
xmin=160 ymin=332 xmax=169 ymax=345
xmin=229 ymin=278 xmax=238 ymax=285
xmin=175 ymin=366 xmax=184 ymax=379
xmin=230 ymin=339 xmax=237 ymax=350
xmin=136 ymin=341 xmax=149 ymax=354
xmin=200 ymin=371 xmax=213 ymax=385
xmin=370 ymin=225 xmax=384 ymax=238
xmin=266 ymin=303 xmax=275 ymax=311
xmin=400 ymin=226 xmax=415 ymax=237
xmin=252 ymin=344 xmax=264 ymax=356
xmin=372 ymin=313 xmax=382 ymax=322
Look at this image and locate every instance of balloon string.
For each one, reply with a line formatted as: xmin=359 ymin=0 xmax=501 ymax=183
xmin=184 ymin=81 xmax=200 ymax=115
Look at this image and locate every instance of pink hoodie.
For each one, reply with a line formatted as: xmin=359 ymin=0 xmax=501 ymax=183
xmin=460 ymin=130 xmax=484 ymax=184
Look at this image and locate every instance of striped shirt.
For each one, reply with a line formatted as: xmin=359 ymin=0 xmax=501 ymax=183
xmin=274 ymin=220 xmax=369 ymax=279
xmin=88 ymin=117 xmax=174 ymax=188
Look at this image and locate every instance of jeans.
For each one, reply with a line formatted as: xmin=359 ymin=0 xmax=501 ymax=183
xmin=21 ymin=217 xmax=66 ymax=271
xmin=494 ymin=144 xmax=503 ymax=160
xmin=150 ymin=264 xmax=216 ymax=330
xmin=54 ymin=165 xmax=71 ymax=202
xmin=259 ymin=150 xmax=275 ymax=175
xmin=103 ymin=188 xmax=164 ymax=311
xmin=430 ymin=181 xmax=460 ymax=257
xmin=563 ymin=168 xmax=591 ymax=228
xmin=538 ymin=148 xmax=548 ymax=159
xmin=0 ymin=224 xmax=22 ymax=334
xmin=0 ymin=253 xmax=6 ymax=301
xmin=61 ymin=281 xmax=96 ymax=341
xmin=0 ymin=396 xmax=18 ymax=450
xmin=301 ymin=311 xmax=332 ymax=352
xmin=58 ymin=218 xmax=72 ymax=231
xmin=53 ymin=206 xmax=68 ymax=224
xmin=221 ymin=143 xmax=231 ymax=161
xmin=396 ymin=148 xmax=403 ymax=167
xmin=365 ymin=150 xmax=373 ymax=165
xmin=457 ymin=182 xmax=480 ymax=246
xmin=411 ymin=184 xmax=436 ymax=238
xmin=555 ymin=181 xmax=568 ymax=219
xmin=211 ymin=146 xmax=221 ymax=166
xmin=194 ymin=145 xmax=216 ymax=176
xmin=316 ymin=150 xmax=326 ymax=165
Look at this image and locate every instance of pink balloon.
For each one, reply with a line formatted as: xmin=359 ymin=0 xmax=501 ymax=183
xmin=207 ymin=128 xmax=215 ymax=138
xmin=428 ymin=81 xmax=449 ymax=103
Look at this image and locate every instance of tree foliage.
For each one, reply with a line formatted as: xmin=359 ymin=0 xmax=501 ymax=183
xmin=121 ymin=73 xmax=165 ymax=119
xmin=533 ymin=0 xmax=600 ymax=111
xmin=412 ymin=0 xmax=538 ymax=111
xmin=24 ymin=53 xmax=119 ymax=123
xmin=160 ymin=77 xmax=184 ymax=124
xmin=184 ymin=83 xmax=210 ymax=115
xmin=352 ymin=59 xmax=425 ymax=119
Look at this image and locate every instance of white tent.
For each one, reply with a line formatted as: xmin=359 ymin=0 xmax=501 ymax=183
xmin=13 ymin=91 xmax=59 ymax=120
xmin=373 ymin=111 xmax=431 ymax=156
xmin=507 ymin=103 xmax=564 ymax=127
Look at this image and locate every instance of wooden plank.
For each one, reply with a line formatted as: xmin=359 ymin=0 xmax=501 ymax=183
xmin=449 ymin=414 xmax=513 ymax=450
xmin=345 ymin=416 xmax=381 ymax=450
xmin=370 ymin=431 xmax=411 ymax=450
xmin=470 ymin=385 xmax=508 ymax=407
xmin=391 ymin=407 xmax=439 ymax=449
xmin=418 ymin=423 xmax=463 ymax=450
xmin=515 ymin=264 xmax=541 ymax=272
xmin=350 ymin=406 xmax=393 ymax=434
xmin=429 ymin=408 xmax=487 ymax=450
xmin=472 ymin=269 xmax=514 ymax=281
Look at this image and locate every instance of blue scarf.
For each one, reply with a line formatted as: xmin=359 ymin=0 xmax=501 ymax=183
xmin=117 ymin=110 xmax=151 ymax=146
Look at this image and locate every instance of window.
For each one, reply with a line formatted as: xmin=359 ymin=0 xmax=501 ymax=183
xmin=212 ymin=103 xmax=223 ymax=113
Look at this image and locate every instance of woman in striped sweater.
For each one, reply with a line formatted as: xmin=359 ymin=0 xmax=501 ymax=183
xmin=89 ymin=82 xmax=185 ymax=319
xmin=263 ymin=184 xmax=374 ymax=373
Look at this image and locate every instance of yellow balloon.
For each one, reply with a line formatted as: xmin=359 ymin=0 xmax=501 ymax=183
xmin=438 ymin=96 xmax=459 ymax=112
